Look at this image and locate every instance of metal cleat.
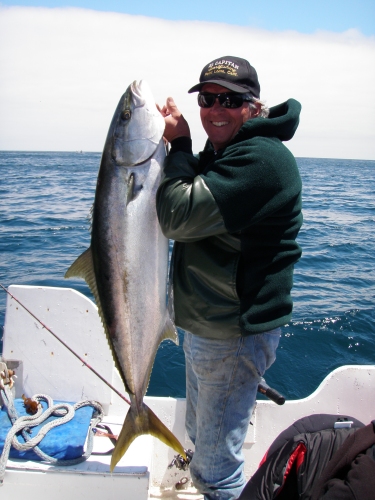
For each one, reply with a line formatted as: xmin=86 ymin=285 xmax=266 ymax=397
xmin=0 ymin=361 xmax=17 ymax=390
xmin=168 ymin=449 xmax=194 ymax=471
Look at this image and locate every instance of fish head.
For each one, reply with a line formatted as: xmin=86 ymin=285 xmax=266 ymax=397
xmin=111 ymin=80 xmax=165 ymax=167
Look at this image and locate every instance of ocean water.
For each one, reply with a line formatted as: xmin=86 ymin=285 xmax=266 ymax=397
xmin=0 ymin=151 xmax=374 ymax=400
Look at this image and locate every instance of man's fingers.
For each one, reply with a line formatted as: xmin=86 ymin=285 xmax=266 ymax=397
xmin=157 ymin=96 xmax=190 ymax=142
xmin=156 ymin=103 xmax=169 ymax=117
xmin=157 ymin=97 xmax=181 ymax=118
xmin=166 ymin=97 xmax=181 ymax=117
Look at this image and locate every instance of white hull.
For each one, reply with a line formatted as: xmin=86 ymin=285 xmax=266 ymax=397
xmin=1 ymin=285 xmax=374 ymax=499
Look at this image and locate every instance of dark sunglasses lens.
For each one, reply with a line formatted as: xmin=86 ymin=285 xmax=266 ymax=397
xmin=198 ymin=93 xmax=245 ymax=109
xmin=219 ymin=95 xmax=244 ymax=108
xmin=198 ymin=94 xmax=216 ymax=108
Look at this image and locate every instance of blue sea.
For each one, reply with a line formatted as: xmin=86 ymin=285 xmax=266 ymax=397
xmin=1 ymin=151 xmax=374 ymax=400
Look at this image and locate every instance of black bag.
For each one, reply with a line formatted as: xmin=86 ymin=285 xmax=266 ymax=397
xmin=239 ymin=414 xmax=375 ymax=500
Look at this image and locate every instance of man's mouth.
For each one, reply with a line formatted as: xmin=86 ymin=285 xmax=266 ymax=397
xmin=212 ymin=121 xmax=228 ymax=127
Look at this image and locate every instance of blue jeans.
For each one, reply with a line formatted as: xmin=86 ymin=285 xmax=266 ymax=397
xmin=183 ymin=329 xmax=280 ymax=500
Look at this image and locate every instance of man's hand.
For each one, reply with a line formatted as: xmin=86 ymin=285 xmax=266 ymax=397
xmin=157 ymin=97 xmax=191 ymax=143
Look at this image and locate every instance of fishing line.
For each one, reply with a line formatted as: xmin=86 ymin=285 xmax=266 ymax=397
xmin=0 ymin=283 xmax=131 ymax=406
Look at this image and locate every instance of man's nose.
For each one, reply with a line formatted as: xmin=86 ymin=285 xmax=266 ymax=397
xmin=210 ymin=98 xmax=223 ymax=111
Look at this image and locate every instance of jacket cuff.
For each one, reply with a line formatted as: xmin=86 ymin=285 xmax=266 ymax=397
xmin=169 ymin=136 xmax=193 ymax=155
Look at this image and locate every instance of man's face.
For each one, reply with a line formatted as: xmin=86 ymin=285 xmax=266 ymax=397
xmin=199 ymin=83 xmax=258 ymax=151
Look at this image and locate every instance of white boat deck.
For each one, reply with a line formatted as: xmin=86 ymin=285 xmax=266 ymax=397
xmin=1 ymin=285 xmax=374 ymax=499
xmin=4 ymin=426 xmax=152 ymax=499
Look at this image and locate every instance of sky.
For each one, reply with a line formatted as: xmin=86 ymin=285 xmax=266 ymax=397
xmin=0 ymin=1 xmax=374 ymax=159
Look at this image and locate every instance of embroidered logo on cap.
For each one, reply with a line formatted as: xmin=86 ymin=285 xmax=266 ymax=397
xmin=205 ymin=59 xmax=240 ymax=78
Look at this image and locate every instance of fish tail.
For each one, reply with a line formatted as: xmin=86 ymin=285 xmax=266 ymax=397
xmin=110 ymin=402 xmax=186 ymax=471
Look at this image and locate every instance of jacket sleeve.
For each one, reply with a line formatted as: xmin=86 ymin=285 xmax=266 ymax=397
xmin=156 ymin=148 xmax=226 ymax=242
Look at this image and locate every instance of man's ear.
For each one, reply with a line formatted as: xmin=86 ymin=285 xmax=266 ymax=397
xmin=251 ymin=101 xmax=262 ymax=117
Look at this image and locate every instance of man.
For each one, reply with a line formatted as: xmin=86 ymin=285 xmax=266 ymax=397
xmin=156 ymin=56 xmax=303 ymax=500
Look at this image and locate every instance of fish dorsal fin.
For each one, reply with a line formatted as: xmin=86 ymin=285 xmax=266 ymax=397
xmin=65 ymin=248 xmax=102 ymax=322
xmin=65 ymin=248 xmax=122 ymax=377
xmin=65 ymin=247 xmax=95 ymax=287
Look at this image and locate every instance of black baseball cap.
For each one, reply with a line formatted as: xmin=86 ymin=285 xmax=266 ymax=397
xmin=188 ymin=56 xmax=260 ymax=98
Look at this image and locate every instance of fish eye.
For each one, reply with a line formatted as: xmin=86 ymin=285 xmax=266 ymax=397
xmin=121 ymin=110 xmax=131 ymax=121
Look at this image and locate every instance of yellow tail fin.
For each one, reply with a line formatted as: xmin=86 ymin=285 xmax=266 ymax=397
xmin=110 ymin=401 xmax=186 ymax=471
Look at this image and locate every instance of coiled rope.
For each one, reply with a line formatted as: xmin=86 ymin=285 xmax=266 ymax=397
xmin=0 ymin=366 xmax=104 ymax=484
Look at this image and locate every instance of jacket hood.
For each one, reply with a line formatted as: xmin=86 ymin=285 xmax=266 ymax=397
xmin=235 ymin=98 xmax=301 ymax=143
xmin=203 ymin=98 xmax=301 ymax=153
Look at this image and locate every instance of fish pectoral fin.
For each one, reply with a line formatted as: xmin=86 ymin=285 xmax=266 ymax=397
xmin=64 ymin=247 xmax=100 ymax=310
xmin=161 ymin=314 xmax=179 ymax=345
xmin=126 ymin=173 xmax=135 ymax=205
xmin=110 ymin=402 xmax=185 ymax=472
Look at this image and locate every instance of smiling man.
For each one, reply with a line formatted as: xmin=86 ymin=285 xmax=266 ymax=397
xmin=157 ymin=56 xmax=303 ymax=500
xmin=199 ymin=82 xmax=260 ymax=150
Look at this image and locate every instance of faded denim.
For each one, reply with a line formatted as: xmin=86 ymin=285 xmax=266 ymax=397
xmin=183 ymin=329 xmax=280 ymax=500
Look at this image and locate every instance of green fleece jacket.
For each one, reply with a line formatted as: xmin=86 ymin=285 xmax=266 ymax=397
xmin=156 ymin=98 xmax=303 ymax=338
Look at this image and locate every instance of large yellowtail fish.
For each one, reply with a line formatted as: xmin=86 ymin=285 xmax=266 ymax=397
xmin=65 ymin=80 xmax=185 ymax=470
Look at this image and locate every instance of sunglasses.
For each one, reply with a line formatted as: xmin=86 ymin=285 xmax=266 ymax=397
xmin=197 ymin=92 xmax=253 ymax=109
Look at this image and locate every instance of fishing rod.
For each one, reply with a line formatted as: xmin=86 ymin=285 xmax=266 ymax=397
xmin=0 ymin=283 xmax=285 ymax=406
xmin=0 ymin=282 xmax=131 ymax=406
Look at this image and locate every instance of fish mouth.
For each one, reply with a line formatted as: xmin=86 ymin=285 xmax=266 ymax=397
xmin=128 ymin=80 xmax=163 ymax=122
xmin=130 ymin=80 xmax=143 ymax=101
xmin=130 ymin=80 xmax=153 ymax=109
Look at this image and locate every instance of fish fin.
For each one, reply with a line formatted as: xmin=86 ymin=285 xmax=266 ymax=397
xmin=65 ymin=247 xmax=93 ymax=280
xmin=65 ymin=248 xmax=123 ymax=376
xmin=163 ymin=249 xmax=178 ymax=344
xmin=161 ymin=314 xmax=179 ymax=345
xmin=126 ymin=173 xmax=135 ymax=205
xmin=110 ymin=401 xmax=185 ymax=471
xmin=87 ymin=204 xmax=94 ymax=231
xmin=64 ymin=247 xmax=101 ymax=316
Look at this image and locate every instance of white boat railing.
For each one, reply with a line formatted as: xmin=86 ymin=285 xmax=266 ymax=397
xmin=1 ymin=285 xmax=374 ymax=499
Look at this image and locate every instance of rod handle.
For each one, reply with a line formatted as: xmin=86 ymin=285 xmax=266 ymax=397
xmin=258 ymin=378 xmax=285 ymax=405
